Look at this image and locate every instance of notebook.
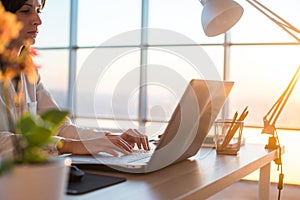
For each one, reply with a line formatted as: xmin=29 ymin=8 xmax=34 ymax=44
xmin=71 ymin=79 xmax=234 ymax=173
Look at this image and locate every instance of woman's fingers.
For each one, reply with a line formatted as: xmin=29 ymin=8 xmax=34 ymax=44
xmin=121 ymin=129 xmax=150 ymax=150
xmin=106 ymin=135 xmax=133 ymax=153
xmin=76 ymin=129 xmax=151 ymax=157
xmin=133 ymin=129 xmax=150 ymax=150
xmin=76 ymin=137 xmax=132 ymax=156
xmin=101 ymin=148 xmax=120 ymax=157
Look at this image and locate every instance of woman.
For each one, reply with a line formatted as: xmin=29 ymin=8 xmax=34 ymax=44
xmin=0 ymin=0 xmax=150 ymax=157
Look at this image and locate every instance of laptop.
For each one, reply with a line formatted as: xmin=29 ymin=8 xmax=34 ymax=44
xmin=70 ymin=79 xmax=234 ymax=173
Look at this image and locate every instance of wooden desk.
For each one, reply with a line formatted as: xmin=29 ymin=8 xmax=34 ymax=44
xmin=65 ymin=144 xmax=279 ymax=200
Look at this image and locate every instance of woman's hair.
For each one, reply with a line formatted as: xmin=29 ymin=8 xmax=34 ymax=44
xmin=0 ymin=0 xmax=46 ymax=13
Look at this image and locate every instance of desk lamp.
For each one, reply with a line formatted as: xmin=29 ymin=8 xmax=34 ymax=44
xmin=199 ymin=0 xmax=300 ymax=149
xmin=199 ymin=1 xmax=300 ymax=198
xmin=200 ymin=0 xmax=300 ymax=42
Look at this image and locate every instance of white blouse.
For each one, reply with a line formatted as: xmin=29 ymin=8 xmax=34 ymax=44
xmin=0 ymin=73 xmax=106 ymax=157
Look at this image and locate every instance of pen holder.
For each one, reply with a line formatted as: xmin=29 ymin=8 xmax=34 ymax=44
xmin=214 ymin=119 xmax=244 ymax=155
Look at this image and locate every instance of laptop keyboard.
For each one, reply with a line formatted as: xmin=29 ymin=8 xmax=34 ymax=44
xmin=94 ymin=149 xmax=153 ymax=164
xmin=119 ymin=149 xmax=152 ymax=163
xmin=70 ymin=149 xmax=155 ymax=166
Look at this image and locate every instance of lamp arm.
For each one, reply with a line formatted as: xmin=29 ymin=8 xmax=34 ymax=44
xmin=272 ymin=71 xmax=300 ymax=125
xmin=245 ymin=0 xmax=300 ymax=43
xmin=262 ymin=66 xmax=300 ymax=134
xmin=263 ymin=93 xmax=284 ymax=126
xmin=266 ymin=68 xmax=299 ymax=123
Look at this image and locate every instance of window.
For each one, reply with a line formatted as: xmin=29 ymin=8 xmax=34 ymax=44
xmin=231 ymin=0 xmax=300 ymax=43
xmin=35 ymin=0 xmax=70 ymax=47
xmin=77 ymin=0 xmax=141 ymax=46
xmin=34 ymin=50 xmax=69 ymax=109
xmin=35 ymin=0 xmax=300 ymax=130
xmin=33 ymin=0 xmax=300 ymax=185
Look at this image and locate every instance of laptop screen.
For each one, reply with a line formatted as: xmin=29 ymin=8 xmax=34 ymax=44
xmin=147 ymin=79 xmax=234 ymax=170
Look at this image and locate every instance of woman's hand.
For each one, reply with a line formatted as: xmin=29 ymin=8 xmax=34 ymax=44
xmin=58 ymin=137 xmax=133 ymax=157
xmin=106 ymin=129 xmax=150 ymax=151
xmin=58 ymin=129 xmax=150 ymax=156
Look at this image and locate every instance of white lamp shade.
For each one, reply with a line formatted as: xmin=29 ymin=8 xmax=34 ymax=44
xmin=201 ymin=0 xmax=244 ymax=37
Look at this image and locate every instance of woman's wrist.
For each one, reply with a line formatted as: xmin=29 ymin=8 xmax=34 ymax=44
xmin=57 ymin=138 xmax=72 ymax=154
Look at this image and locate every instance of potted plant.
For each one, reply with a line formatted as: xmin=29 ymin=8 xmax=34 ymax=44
xmin=0 ymin=3 xmax=71 ymax=200
xmin=0 ymin=109 xmax=70 ymax=200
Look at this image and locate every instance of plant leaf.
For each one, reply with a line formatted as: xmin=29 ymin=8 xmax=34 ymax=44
xmin=23 ymin=127 xmax=53 ymax=147
xmin=40 ymin=109 xmax=69 ymax=131
xmin=14 ymin=109 xmax=69 ymax=164
xmin=16 ymin=113 xmax=36 ymax=134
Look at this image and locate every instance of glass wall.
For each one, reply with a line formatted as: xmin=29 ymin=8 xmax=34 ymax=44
xmin=77 ymin=0 xmax=141 ymax=46
xmin=34 ymin=0 xmax=300 ymax=130
xmin=32 ymin=0 xmax=300 ymax=185
xmin=35 ymin=0 xmax=70 ymax=47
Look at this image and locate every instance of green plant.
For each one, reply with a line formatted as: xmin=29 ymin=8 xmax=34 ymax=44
xmin=0 ymin=109 xmax=69 ymax=175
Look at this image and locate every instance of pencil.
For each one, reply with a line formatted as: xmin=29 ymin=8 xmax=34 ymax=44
xmin=220 ymin=112 xmax=238 ymax=149
xmin=221 ymin=107 xmax=248 ymax=149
